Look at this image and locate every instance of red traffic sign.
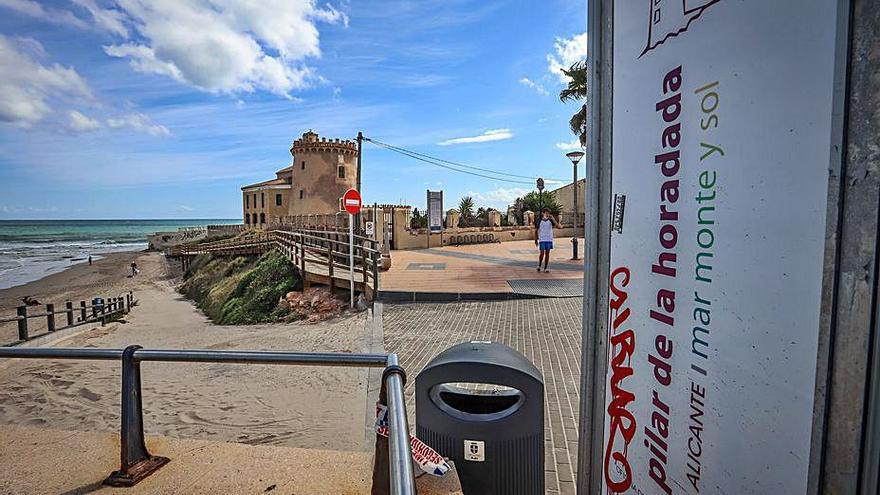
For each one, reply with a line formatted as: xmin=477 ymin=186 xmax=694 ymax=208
xmin=342 ymin=188 xmax=362 ymax=215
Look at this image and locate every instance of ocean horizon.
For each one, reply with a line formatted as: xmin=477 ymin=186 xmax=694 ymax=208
xmin=0 ymin=219 xmax=239 ymax=290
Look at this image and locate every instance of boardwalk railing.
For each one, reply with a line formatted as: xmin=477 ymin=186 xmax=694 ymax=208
xmin=0 ymin=292 xmax=135 ymax=345
xmin=171 ymin=230 xmax=382 ymax=300
xmin=0 ymin=346 xmax=415 ymax=494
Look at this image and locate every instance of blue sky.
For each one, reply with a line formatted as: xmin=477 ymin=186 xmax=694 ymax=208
xmin=0 ymin=0 xmax=586 ymax=219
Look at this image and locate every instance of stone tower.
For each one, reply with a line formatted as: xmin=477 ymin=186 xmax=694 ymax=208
xmin=287 ymin=131 xmax=358 ymax=216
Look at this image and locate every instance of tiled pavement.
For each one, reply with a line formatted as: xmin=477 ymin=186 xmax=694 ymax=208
xmin=381 ymin=238 xmax=584 ymax=295
xmin=383 ymin=298 xmax=583 ymax=494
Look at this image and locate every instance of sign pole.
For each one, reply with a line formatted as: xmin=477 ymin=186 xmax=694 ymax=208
xmin=341 ymin=187 xmax=362 ymax=308
xmin=349 ymin=213 xmax=355 ymax=307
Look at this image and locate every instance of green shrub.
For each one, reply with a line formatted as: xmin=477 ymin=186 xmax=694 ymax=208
xmin=178 ymin=250 xmax=301 ymax=325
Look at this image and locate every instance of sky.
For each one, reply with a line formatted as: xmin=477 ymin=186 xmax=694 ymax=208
xmin=0 ymin=0 xmax=587 ymax=219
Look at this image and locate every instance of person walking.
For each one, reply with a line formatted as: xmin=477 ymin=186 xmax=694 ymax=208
xmin=535 ymin=207 xmax=560 ymax=273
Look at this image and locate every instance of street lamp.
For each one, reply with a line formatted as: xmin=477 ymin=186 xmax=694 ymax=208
xmin=566 ymin=150 xmax=585 ymax=260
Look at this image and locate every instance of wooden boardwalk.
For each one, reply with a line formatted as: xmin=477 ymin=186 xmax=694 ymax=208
xmin=172 ymin=230 xmax=380 ymax=299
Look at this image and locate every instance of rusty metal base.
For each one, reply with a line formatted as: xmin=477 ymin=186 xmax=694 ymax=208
xmin=104 ymin=456 xmax=170 ymax=487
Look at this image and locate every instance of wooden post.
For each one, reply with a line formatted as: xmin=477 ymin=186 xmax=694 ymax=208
xmin=361 ymin=252 xmax=368 ymax=298
xmin=16 ymin=306 xmax=27 ymax=341
xmin=372 ymin=250 xmax=380 ymax=296
xmin=328 ymin=245 xmax=335 ymax=293
xmin=46 ymin=303 xmax=55 ymax=332
xmin=66 ymin=301 xmax=74 ymax=326
xmin=80 ymin=301 xmax=87 ymax=322
xmin=92 ymin=299 xmax=98 ymax=320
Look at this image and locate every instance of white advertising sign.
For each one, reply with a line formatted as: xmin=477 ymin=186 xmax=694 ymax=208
xmin=427 ymin=190 xmax=443 ymax=233
xmin=603 ymin=2 xmax=839 ymax=494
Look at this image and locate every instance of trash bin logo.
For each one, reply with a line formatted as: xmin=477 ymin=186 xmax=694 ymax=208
xmin=464 ymin=440 xmax=485 ymax=462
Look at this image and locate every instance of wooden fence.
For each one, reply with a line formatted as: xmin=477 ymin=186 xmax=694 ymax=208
xmin=171 ymin=229 xmax=381 ymax=300
xmin=0 ymin=292 xmax=135 ymax=346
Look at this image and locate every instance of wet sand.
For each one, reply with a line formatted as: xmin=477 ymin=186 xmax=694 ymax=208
xmin=0 ymin=252 xmax=378 ymax=452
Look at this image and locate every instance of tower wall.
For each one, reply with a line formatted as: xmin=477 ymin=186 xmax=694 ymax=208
xmin=288 ymin=132 xmax=358 ymax=216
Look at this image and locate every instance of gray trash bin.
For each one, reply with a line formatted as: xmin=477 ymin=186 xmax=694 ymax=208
xmin=416 ymin=341 xmax=544 ymax=494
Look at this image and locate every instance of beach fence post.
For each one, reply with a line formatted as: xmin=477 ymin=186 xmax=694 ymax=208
xmin=46 ymin=304 xmax=55 ymax=332
xmin=80 ymin=301 xmax=87 ymax=322
xmin=104 ymin=345 xmax=170 ymax=487
xmin=16 ymin=306 xmax=27 ymax=341
xmin=66 ymin=302 xmax=74 ymax=327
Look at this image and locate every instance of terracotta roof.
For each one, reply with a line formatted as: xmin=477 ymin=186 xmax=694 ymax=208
xmin=275 ymin=165 xmax=293 ymax=174
xmin=241 ymin=177 xmax=289 ymax=189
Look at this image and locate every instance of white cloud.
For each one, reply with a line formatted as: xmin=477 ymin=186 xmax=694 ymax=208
xmin=468 ymin=187 xmax=531 ymax=210
xmin=0 ymin=0 xmax=89 ymax=29
xmin=518 ymin=77 xmax=548 ymax=96
xmin=72 ymin=0 xmax=129 ymax=37
xmin=101 ymin=0 xmax=347 ymax=97
xmin=438 ymin=129 xmax=513 ymax=146
xmin=107 ymin=113 xmax=171 ymax=137
xmin=0 ymin=34 xmax=93 ymax=126
xmin=178 ymin=205 xmax=194 ymax=212
xmin=68 ymin=110 xmax=101 ymax=131
xmin=548 ymin=32 xmax=587 ymax=83
xmin=555 ymin=138 xmax=583 ymax=151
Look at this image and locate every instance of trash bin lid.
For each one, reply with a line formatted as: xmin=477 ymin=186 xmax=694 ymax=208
xmin=422 ymin=341 xmax=542 ymax=384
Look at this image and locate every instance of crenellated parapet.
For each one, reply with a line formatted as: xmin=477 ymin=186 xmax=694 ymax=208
xmin=290 ymin=130 xmax=357 ymax=156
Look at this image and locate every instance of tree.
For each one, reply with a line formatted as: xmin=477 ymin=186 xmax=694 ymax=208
xmin=458 ymin=196 xmax=475 ymax=227
xmin=522 ymin=191 xmax=562 ymax=217
xmin=559 ymin=60 xmax=588 ymax=147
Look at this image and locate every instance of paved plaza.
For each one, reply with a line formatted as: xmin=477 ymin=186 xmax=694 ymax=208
xmin=380 ymin=238 xmax=584 ymax=299
xmin=383 ymin=297 xmax=583 ymax=494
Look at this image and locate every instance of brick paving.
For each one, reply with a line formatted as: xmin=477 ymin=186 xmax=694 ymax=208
xmin=381 ymin=238 xmax=583 ymax=295
xmin=383 ymin=298 xmax=583 ymax=494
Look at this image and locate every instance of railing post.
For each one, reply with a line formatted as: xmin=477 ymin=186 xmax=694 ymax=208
xmin=371 ymin=355 xmax=415 ymax=495
xmin=104 ymin=345 xmax=170 ymax=487
xmin=372 ymin=250 xmax=380 ymax=296
xmin=46 ymin=304 xmax=55 ymax=332
xmin=65 ymin=301 xmax=74 ymax=327
xmin=16 ymin=306 xmax=27 ymax=341
xmin=328 ymin=245 xmax=335 ymax=293
xmin=80 ymin=301 xmax=87 ymax=322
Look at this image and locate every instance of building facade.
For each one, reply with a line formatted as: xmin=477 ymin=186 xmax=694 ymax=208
xmin=242 ymin=131 xmax=358 ymax=229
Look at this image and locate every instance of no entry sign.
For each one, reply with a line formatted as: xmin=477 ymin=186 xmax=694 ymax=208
xmin=342 ymin=188 xmax=361 ymax=215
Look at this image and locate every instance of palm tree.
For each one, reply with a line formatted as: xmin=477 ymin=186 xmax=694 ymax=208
xmin=559 ymin=60 xmax=588 ymax=147
xmin=458 ymin=196 xmax=475 ymax=227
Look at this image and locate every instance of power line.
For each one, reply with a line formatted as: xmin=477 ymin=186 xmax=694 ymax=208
xmin=364 ymin=137 xmax=566 ymax=185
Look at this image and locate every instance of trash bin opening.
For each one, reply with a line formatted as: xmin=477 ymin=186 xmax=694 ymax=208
xmin=430 ymin=382 xmax=524 ymax=420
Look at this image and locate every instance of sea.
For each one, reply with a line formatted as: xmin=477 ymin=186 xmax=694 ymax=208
xmin=0 ymin=219 xmax=239 ymax=290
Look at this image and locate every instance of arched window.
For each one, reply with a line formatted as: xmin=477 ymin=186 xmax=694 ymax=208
xmin=244 ymin=213 xmax=250 ymax=224
xmin=252 ymin=213 xmax=257 ymax=225
xmin=299 ymin=190 xmax=304 ymax=199
xmin=338 ymin=166 xmax=345 ymax=178
xmin=260 ymin=213 xmax=266 ymax=224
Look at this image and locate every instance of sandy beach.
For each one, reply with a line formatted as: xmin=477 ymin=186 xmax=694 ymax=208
xmin=0 ymin=251 xmax=379 ymax=452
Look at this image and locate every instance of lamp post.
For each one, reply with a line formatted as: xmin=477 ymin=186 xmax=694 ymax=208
xmin=566 ymin=150 xmax=585 ymax=260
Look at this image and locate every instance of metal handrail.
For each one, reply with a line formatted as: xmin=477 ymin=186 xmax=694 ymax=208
xmin=0 ymin=346 xmax=415 ymax=493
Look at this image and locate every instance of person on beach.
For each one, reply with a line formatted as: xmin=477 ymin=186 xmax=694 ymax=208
xmin=535 ymin=207 xmax=560 ymax=273
xmin=130 ymin=262 xmax=139 ymax=276
xmin=88 ymin=255 xmax=92 ymax=266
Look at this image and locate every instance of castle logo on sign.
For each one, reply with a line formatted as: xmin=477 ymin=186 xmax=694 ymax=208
xmin=641 ymin=0 xmax=720 ymax=57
